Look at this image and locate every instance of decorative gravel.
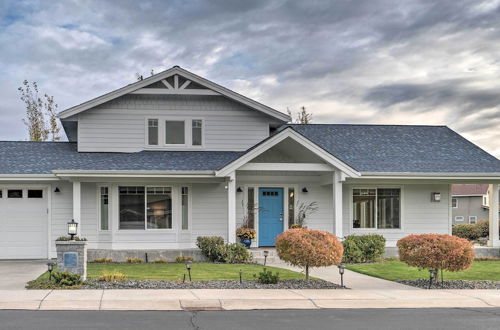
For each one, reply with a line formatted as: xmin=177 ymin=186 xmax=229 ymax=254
xmin=83 ymin=279 xmax=345 ymax=290
xmin=397 ymin=279 xmax=500 ymax=290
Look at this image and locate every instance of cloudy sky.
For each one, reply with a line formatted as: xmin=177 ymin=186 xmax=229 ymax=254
xmin=1 ymin=0 xmax=500 ymax=156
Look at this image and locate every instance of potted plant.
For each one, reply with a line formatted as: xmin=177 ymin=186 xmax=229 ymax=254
xmin=236 ymin=227 xmax=256 ymax=248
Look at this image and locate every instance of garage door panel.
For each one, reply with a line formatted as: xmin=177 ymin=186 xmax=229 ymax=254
xmin=0 ymin=187 xmax=48 ymax=259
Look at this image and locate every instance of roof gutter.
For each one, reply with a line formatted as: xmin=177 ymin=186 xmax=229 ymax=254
xmin=359 ymin=172 xmax=500 ymax=180
xmin=52 ymin=170 xmax=217 ymax=178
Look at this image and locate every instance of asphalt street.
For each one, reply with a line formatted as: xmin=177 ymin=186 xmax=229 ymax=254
xmin=1 ymin=308 xmax=500 ymax=330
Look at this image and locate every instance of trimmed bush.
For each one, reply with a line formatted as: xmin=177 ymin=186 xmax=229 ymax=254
xmin=342 ymin=234 xmax=386 ymax=263
xmin=476 ymin=220 xmax=490 ymax=238
xmin=92 ymin=258 xmax=113 ymax=263
xmin=126 ymin=258 xmax=143 ymax=264
xmin=175 ymin=256 xmax=194 ymax=263
xmin=276 ymin=228 xmax=343 ymax=280
xmin=52 ymin=271 xmax=81 ymax=287
xmin=397 ymin=234 xmax=474 ymax=277
xmin=215 ymin=243 xmax=252 ymax=264
xmin=153 ymin=259 xmax=167 ymax=263
xmin=254 ymin=268 xmax=280 ymax=284
xmin=196 ymin=236 xmax=225 ymax=262
xmin=452 ymin=224 xmax=481 ymax=241
xmin=98 ymin=272 xmax=127 ymax=282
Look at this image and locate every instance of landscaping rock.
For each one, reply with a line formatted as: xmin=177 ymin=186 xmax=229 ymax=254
xmin=83 ymin=279 xmax=345 ymax=290
xmin=397 ymin=279 xmax=500 ymax=289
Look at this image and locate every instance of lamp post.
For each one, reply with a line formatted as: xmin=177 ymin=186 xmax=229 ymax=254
xmin=337 ymin=264 xmax=345 ymax=288
xmin=46 ymin=261 xmax=55 ymax=281
xmin=186 ymin=261 xmax=192 ymax=282
xmin=429 ymin=269 xmax=437 ymax=289
xmin=263 ymin=250 xmax=269 ymax=266
xmin=67 ymin=219 xmax=78 ymax=240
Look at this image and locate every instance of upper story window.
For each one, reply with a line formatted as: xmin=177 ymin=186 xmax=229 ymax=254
xmin=452 ymin=198 xmax=458 ymax=208
xmin=146 ymin=118 xmax=203 ymax=148
xmin=192 ymin=119 xmax=203 ymax=146
xmin=148 ymin=119 xmax=159 ymax=145
xmin=165 ymin=120 xmax=185 ymax=145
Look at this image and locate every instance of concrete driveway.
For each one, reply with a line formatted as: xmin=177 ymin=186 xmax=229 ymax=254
xmin=0 ymin=260 xmax=48 ymax=290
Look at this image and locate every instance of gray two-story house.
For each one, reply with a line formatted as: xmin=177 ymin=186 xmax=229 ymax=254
xmin=1 ymin=66 xmax=500 ymax=260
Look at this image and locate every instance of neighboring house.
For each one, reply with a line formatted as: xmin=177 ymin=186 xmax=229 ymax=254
xmin=1 ymin=66 xmax=500 ymax=260
xmin=451 ymin=184 xmax=500 ymax=225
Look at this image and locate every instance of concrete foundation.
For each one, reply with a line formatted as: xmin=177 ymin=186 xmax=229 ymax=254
xmin=383 ymin=246 xmax=500 ymax=259
xmin=88 ymin=249 xmax=207 ymax=263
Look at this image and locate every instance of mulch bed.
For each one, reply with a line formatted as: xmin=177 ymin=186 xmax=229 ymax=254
xmin=83 ymin=279 xmax=345 ymax=290
xmin=397 ymin=279 xmax=500 ymax=289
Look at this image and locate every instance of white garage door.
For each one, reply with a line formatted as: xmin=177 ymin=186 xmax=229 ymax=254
xmin=0 ymin=187 xmax=48 ymax=259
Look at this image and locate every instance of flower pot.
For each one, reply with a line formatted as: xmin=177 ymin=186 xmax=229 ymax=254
xmin=240 ymin=238 xmax=252 ymax=248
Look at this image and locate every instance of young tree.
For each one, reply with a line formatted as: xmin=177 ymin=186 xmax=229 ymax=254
xmin=18 ymin=80 xmax=61 ymax=141
xmin=287 ymin=106 xmax=313 ymax=124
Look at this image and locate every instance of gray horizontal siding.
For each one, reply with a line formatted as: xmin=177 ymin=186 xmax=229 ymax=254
xmin=77 ymin=94 xmax=274 ymax=152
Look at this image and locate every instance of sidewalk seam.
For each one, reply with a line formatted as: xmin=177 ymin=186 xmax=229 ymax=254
xmin=288 ymin=290 xmax=322 ymax=309
xmin=38 ymin=289 xmax=53 ymax=310
xmin=98 ymin=290 xmax=104 ymax=310
xmin=442 ymin=290 xmax=496 ymax=308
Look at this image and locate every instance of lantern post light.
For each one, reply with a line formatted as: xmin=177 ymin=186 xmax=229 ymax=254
xmin=46 ymin=261 xmax=55 ymax=281
xmin=263 ymin=250 xmax=269 ymax=266
xmin=67 ymin=219 xmax=78 ymax=240
xmin=186 ymin=261 xmax=192 ymax=282
xmin=429 ymin=269 xmax=437 ymax=289
xmin=337 ymin=264 xmax=345 ymax=288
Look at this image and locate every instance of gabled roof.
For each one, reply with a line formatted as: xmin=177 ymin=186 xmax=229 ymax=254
xmin=452 ymin=184 xmax=489 ymax=196
xmin=0 ymin=142 xmax=243 ymax=175
xmin=286 ymin=124 xmax=500 ymax=174
xmin=57 ymin=66 xmax=290 ymax=122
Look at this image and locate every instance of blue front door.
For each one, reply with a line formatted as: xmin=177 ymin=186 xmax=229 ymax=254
xmin=259 ymin=188 xmax=284 ymax=247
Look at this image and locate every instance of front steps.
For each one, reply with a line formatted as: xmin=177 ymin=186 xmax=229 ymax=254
xmin=249 ymin=248 xmax=283 ymax=265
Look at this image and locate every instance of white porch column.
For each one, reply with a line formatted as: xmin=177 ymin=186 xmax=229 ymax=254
xmin=488 ymin=183 xmax=500 ymax=247
xmin=227 ymin=172 xmax=237 ymax=243
xmin=333 ymin=171 xmax=343 ymax=238
xmin=73 ymin=181 xmax=82 ymax=237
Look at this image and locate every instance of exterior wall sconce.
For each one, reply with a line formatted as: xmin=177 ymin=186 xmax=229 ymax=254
xmin=431 ymin=192 xmax=441 ymax=202
xmin=67 ymin=219 xmax=78 ymax=240
xmin=54 ymin=187 xmax=61 ymax=193
xmin=237 ymin=187 xmax=243 ymax=193
xmin=302 ymin=187 xmax=308 ymax=193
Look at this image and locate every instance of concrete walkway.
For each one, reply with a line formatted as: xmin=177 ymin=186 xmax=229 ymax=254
xmin=1 ymin=289 xmax=500 ymax=310
xmin=268 ymin=262 xmax=418 ymax=290
xmin=0 ymin=260 xmax=48 ymax=290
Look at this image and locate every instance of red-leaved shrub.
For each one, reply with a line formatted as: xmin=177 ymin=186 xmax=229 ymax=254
xmin=397 ymin=234 xmax=474 ymax=275
xmin=276 ymin=228 xmax=343 ymax=280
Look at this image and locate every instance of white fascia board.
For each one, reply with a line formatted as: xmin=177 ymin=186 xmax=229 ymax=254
xmin=451 ymin=194 xmax=486 ymax=197
xmin=0 ymin=174 xmax=59 ymax=181
xmin=53 ymin=170 xmax=215 ymax=178
xmin=360 ymin=172 xmax=500 ymax=180
xmin=215 ymin=128 xmax=360 ymax=178
xmin=57 ymin=67 xmax=290 ymax=122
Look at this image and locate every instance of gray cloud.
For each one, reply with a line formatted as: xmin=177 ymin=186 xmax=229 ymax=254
xmin=1 ymin=0 xmax=500 ymax=156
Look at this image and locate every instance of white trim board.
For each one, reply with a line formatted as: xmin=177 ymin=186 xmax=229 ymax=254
xmin=216 ymin=128 xmax=360 ymax=178
xmin=57 ymin=66 xmax=290 ymax=122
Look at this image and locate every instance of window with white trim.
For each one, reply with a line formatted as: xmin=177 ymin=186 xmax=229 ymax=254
xmin=353 ymin=188 xmax=401 ymax=229
xmin=192 ymin=119 xmax=203 ymax=146
xmin=452 ymin=198 xmax=458 ymax=208
xmin=165 ymin=120 xmax=185 ymax=145
xmin=119 ymin=186 xmax=181 ymax=230
xmin=99 ymin=187 xmax=109 ymax=230
xmin=147 ymin=119 xmax=158 ymax=145
xmin=469 ymin=216 xmax=477 ymax=224
xmin=455 ymin=216 xmax=464 ymax=222
xmin=181 ymin=187 xmax=189 ymax=230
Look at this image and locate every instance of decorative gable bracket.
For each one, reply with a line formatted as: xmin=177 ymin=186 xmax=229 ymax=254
xmin=131 ymin=74 xmax=221 ymax=96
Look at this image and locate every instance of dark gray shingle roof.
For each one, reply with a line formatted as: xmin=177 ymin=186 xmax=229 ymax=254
xmin=0 ymin=142 xmax=243 ymax=174
xmin=286 ymin=124 xmax=500 ymax=173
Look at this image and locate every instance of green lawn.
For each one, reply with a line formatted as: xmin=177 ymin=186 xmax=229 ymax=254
xmin=346 ymin=260 xmax=500 ymax=281
xmin=39 ymin=263 xmax=305 ymax=281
